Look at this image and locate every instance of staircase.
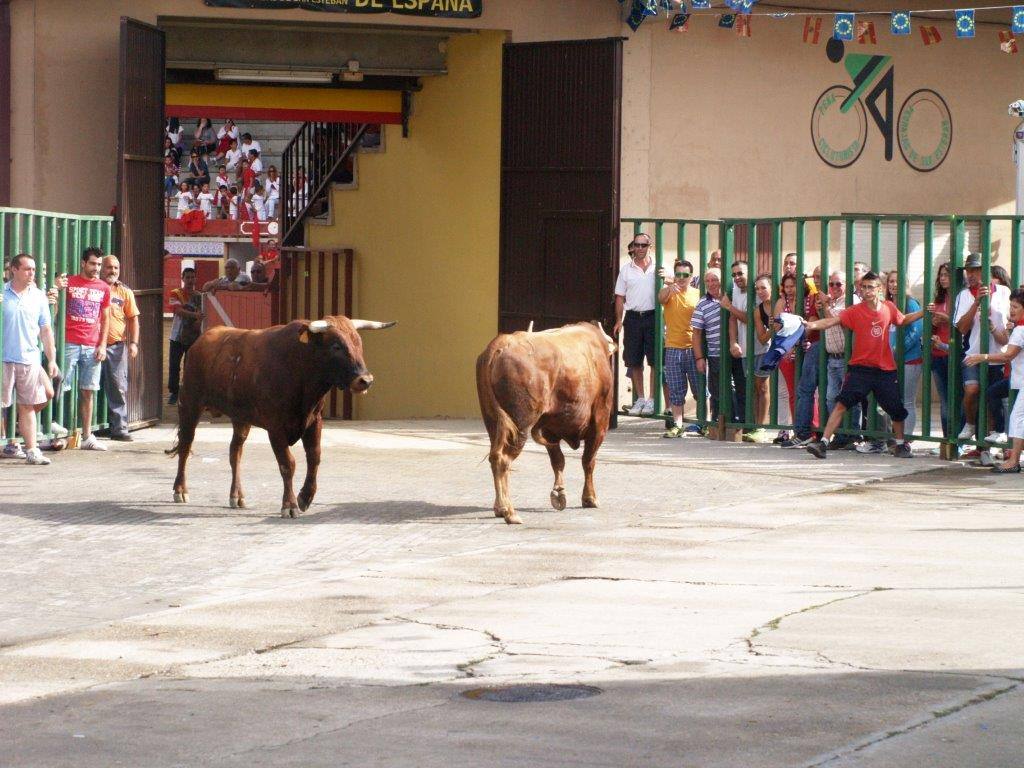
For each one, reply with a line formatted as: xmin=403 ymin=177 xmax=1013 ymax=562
xmin=233 ymin=120 xmax=302 ymax=175
xmin=281 ymin=122 xmax=369 ymax=246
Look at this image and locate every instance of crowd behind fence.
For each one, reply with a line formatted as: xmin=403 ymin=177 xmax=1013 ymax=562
xmin=0 ymin=208 xmax=114 ymax=443
xmin=621 ymin=213 xmax=1023 ymax=459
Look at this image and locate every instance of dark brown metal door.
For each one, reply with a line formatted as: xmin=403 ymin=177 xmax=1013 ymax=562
xmin=116 ymin=17 xmax=165 ymax=428
xmin=498 ymin=38 xmax=622 ymax=334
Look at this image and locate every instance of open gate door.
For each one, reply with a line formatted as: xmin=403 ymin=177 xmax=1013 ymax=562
xmin=116 ymin=18 xmax=165 ymax=428
xmin=498 ymin=38 xmax=622 ymax=335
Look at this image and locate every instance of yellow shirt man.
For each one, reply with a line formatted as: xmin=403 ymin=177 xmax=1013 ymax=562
xmin=106 ymin=282 xmax=140 ymax=346
xmin=662 ymin=285 xmax=701 ymax=349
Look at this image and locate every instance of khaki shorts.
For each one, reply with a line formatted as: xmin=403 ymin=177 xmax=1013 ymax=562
xmin=1 ymin=362 xmax=49 ymax=408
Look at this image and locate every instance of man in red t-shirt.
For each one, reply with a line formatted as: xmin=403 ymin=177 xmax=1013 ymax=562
xmin=62 ymin=246 xmax=111 ymax=451
xmin=802 ymin=271 xmax=926 ymax=460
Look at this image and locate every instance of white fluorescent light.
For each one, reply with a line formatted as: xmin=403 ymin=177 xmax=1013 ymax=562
xmin=215 ymin=68 xmax=334 ymax=84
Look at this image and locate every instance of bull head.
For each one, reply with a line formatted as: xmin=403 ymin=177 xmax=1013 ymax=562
xmin=305 ymin=316 xmax=396 ymax=392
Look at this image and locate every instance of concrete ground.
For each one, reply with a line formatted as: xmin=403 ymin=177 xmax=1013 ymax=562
xmin=0 ymin=418 xmax=1021 ymax=767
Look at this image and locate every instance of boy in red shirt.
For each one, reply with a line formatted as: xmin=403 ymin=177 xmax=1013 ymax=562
xmin=62 ymin=247 xmax=111 ymax=451
xmin=802 ymin=271 xmax=926 ymax=459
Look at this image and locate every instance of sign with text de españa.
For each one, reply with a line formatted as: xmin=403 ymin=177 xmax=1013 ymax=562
xmin=203 ymin=0 xmax=482 ymax=19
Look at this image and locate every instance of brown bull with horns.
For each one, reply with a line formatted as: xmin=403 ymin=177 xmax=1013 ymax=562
xmin=476 ymin=321 xmax=616 ymax=525
xmin=168 ymin=315 xmax=395 ymax=517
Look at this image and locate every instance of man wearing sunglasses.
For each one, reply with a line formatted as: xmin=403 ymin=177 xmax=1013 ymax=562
xmin=614 ymin=234 xmax=657 ymax=416
xmin=658 ymin=260 xmax=702 ymax=437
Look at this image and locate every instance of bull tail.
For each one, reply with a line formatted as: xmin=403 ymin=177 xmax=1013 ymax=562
xmin=476 ymin=347 xmax=524 ymax=459
xmin=165 ymin=428 xmax=182 ymax=457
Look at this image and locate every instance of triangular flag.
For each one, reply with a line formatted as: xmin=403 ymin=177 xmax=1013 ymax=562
xmin=1000 ymin=29 xmax=1019 ymax=53
xmin=955 ymin=9 xmax=975 ymax=38
xmin=735 ymin=13 xmax=751 ymax=36
xmin=669 ymin=12 xmax=690 ymax=31
xmin=1014 ymin=6 xmax=1024 ymax=34
xmin=719 ymin=13 xmax=736 ymax=28
xmin=803 ymin=16 xmax=822 ymax=44
xmin=857 ymin=20 xmax=877 ymax=44
xmin=834 ymin=13 xmax=855 ymax=41
xmin=920 ymin=24 xmax=942 ymax=45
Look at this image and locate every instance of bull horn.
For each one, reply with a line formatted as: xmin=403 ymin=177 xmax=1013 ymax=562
xmin=350 ymin=319 xmax=397 ymax=331
xmin=309 ymin=320 xmax=331 ymax=333
xmin=527 ymin=321 xmax=534 ymax=333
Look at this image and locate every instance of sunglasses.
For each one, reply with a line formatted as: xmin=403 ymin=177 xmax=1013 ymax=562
xmin=632 ymin=243 xmax=650 ymax=248
xmin=675 ymin=272 xmax=691 ymax=278
xmin=731 ymin=271 xmax=744 ymax=277
xmin=828 ymin=281 xmax=844 ymax=287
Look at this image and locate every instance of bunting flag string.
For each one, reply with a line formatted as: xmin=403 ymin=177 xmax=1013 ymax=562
xmin=619 ymin=0 xmax=1024 ymax=48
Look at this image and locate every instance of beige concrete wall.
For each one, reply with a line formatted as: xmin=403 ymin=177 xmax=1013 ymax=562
xmin=627 ymin=15 xmax=1018 ymax=219
xmin=7 ymin=0 xmax=623 ymax=215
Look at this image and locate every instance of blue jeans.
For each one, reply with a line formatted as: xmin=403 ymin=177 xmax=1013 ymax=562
xmin=794 ymin=341 xmax=821 ymax=438
xmin=826 ymin=356 xmax=861 ymax=438
xmin=931 ymin=355 xmax=949 ymax=437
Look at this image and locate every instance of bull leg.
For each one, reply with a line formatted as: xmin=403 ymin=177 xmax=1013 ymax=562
xmin=171 ymin=398 xmax=201 ymax=504
xmin=489 ymin=451 xmax=520 ymax=525
xmin=269 ymin=432 xmax=300 ymax=518
xmin=581 ymin=432 xmax=605 ymax=509
xmin=297 ymin=415 xmax=322 ymax=512
xmin=546 ymin=443 xmax=567 ymax=511
xmin=228 ymin=421 xmax=251 ymax=509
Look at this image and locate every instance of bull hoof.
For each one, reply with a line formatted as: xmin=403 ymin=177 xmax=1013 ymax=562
xmin=582 ymin=496 xmax=599 ymax=509
xmin=281 ymin=506 xmax=299 ymax=519
xmin=493 ymin=506 xmax=505 ymax=518
xmin=230 ymin=497 xmax=246 ymax=509
xmin=550 ymin=489 xmax=567 ymax=511
xmin=173 ymin=491 xmax=189 ymax=504
xmin=297 ymin=494 xmax=312 ymax=512
xmin=504 ymin=512 xmax=522 ymax=525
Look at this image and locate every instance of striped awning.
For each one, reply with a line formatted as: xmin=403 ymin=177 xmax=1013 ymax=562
xmin=166 ymin=84 xmax=403 ymax=124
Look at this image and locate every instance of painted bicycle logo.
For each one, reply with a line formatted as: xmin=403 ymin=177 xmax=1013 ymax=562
xmin=811 ymin=39 xmax=952 ymax=172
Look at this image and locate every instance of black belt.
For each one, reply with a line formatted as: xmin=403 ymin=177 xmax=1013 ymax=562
xmin=827 ymin=352 xmax=844 ymax=359
xmin=108 ymin=341 xmax=124 ymax=347
xmin=626 ymin=309 xmax=655 ymax=317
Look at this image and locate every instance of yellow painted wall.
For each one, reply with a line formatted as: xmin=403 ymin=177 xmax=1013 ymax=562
xmin=307 ymin=31 xmax=503 ymax=419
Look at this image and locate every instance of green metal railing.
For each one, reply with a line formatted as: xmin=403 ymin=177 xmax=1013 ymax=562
xmin=0 ymin=208 xmax=114 ymax=444
xmin=620 ymin=213 xmax=1023 ymax=458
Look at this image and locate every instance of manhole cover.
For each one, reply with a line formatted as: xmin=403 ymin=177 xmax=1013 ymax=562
xmin=461 ymin=684 xmax=602 ymax=703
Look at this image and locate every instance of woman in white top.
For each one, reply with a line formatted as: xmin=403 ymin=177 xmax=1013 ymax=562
xmin=965 ymin=288 xmax=1024 ymax=472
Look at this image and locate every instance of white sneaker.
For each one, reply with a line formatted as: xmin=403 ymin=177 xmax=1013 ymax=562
xmin=984 ymin=431 xmax=1008 ymax=444
xmin=79 ymin=434 xmax=108 ymax=451
xmin=2 ymin=442 xmax=26 ymax=459
xmin=957 ymin=423 xmax=976 ymax=441
xmin=627 ymin=399 xmax=645 ymax=416
xmin=640 ymin=398 xmax=655 ymax=416
xmin=25 ymin=448 xmax=51 ymax=465
xmin=979 ymin=450 xmax=996 ymax=467
xmin=50 ymin=422 xmax=69 ymax=438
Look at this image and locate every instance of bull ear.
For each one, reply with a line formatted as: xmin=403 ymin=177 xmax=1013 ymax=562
xmin=350 ymin=319 xmax=396 ymax=331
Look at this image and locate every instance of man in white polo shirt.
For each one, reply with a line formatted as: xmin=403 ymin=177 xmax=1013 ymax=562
xmin=1 ymin=254 xmax=60 ymax=465
xmin=613 ymin=233 xmax=657 ymax=416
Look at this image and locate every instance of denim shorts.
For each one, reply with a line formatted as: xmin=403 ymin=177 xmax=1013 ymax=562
xmin=962 ymin=362 xmax=1003 ymax=386
xmin=63 ymin=343 xmax=103 ymax=392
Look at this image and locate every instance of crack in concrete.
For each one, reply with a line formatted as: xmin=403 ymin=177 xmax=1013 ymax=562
xmin=744 ymin=589 xmax=886 ymax=658
xmin=803 ymin=682 xmax=1022 ymax=768
xmin=393 ymin=616 xmax=506 ymax=679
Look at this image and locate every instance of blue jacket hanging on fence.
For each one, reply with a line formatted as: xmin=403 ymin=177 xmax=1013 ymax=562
xmin=757 ymin=313 xmax=806 ymax=375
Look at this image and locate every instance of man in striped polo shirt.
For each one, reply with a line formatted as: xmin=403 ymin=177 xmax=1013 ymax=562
xmin=691 ymin=268 xmax=744 ymax=426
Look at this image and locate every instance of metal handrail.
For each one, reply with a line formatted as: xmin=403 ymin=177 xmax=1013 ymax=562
xmin=280 ymin=121 xmax=370 ymax=246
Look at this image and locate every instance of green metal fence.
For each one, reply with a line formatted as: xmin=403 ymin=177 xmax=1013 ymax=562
xmin=0 ymin=207 xmax=115 ymax=444
xmin=621 ymin=213 xmax=1023 ymax=458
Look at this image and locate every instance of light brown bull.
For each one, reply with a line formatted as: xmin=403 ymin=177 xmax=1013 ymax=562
xmin=476 ymin=322 xmax=616 ymax=525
